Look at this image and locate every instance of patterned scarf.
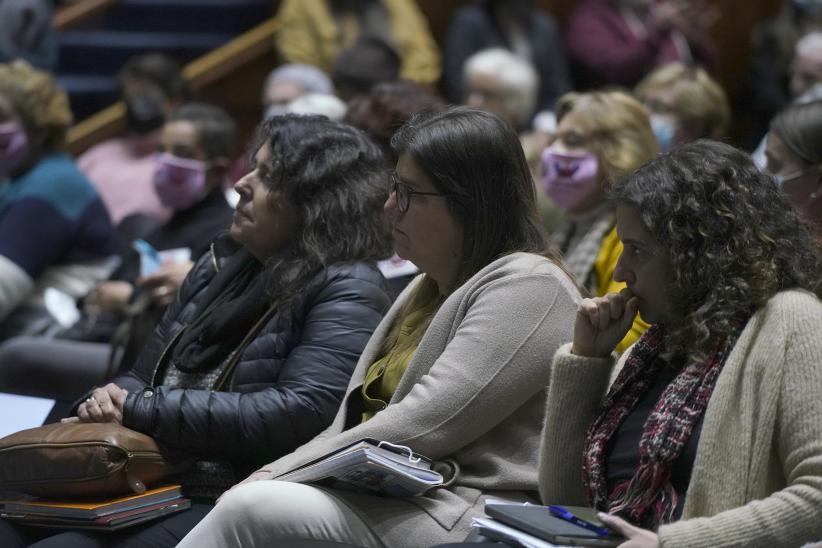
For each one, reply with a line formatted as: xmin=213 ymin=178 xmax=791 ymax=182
xmin=581 ymin=324 xmax=736 ymax=528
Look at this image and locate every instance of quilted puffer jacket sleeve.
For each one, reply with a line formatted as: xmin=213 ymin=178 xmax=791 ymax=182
xmin=110 ymin=250 xmax=217 ymax=391
xmin=122 ymin=264 xmax=390 ymax=468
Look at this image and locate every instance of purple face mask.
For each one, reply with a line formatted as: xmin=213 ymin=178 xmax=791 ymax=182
xmin=153 ymin=153 xmax=208 ymax=210
xmin=539 ymin=148 xmax=600 ymax=211
xmin=0 ymin=122 xmax=29 ymax=179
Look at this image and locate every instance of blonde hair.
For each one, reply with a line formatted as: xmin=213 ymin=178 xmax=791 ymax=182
xmin=556 ymin=90 xmax=658 ymax=186
xmin=0 ymin=60 xmax=72 ymax=151
xmin=635 ymin=62 xmax=730 ymax=139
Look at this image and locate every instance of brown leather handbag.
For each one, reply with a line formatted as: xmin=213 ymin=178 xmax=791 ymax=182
xmin=0 ymin=422 xmax=179 ymax=498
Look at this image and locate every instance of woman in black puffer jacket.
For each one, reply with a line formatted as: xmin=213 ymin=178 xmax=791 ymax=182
xmin=0 ymin=115 xmax=393 ymax=548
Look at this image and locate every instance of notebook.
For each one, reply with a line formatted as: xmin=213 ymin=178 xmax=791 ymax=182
xmin=483 ymin=502 xmax=623 ymax=547
xmin=0 ymin=485 xmax=183 ymax=519
xmin=277 ymin=439 xmax=443 ymax=497
xmin=1 ymin=499 xmax=191 ymax=531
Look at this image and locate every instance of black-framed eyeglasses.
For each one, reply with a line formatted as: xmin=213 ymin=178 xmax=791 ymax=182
xmin=389 ymin=173 xmax=449 ymax=213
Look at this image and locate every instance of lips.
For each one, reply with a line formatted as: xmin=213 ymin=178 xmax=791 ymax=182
xmin=234 ymin=208 xmax=252 ymax=223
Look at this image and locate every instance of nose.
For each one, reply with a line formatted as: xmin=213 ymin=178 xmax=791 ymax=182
xmin=613 ymin=252 xmax=635 ymax=286
xmin=233 ymin=171 xmax=253 ymax=197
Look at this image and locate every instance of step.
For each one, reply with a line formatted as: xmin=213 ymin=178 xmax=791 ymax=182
xmin=56 ymin=30 xmax=234 ymax=75
xmin=99 ymin=0 xmax=271 ymax=34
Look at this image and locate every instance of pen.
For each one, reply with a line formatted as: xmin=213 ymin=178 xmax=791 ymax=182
xmin=548 ymin=505 xmax=611 ymax=537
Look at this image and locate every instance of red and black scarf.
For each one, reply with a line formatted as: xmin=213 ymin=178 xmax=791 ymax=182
xmin=581 ymin=324 xmax=737 ymax=528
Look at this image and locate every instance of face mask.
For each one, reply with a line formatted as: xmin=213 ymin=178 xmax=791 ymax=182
xmin=153 ymin=153 xmax=208 ymax=210
xmin=650 ymin=115 xmax=676 ymax=152
xmin=0 ymin=121 xmax=29 ymax=179
xmin=539 ymin=148 xmax=600 ymax=211
xmin=125 ymin=94 xmax=166 ymax=135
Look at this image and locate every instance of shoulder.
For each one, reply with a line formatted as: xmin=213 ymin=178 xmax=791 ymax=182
xmin=308 ymin=261 xmax=389 ymax=306
xmin=445 ymin=252 xmax=581 ymax=312
xmin=755 ymin=289 xmax=822 ymax=333
xmin=473 ymin=252 xmax=577 ymax=290
xmin=15 ymin=155 xmax=101 ymax=218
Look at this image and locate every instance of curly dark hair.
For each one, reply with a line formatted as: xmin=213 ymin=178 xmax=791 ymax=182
xmin=611 ymin=139 xmax=822 ymax=362
xmin=252 ymin=114 xmax=392 ymax=307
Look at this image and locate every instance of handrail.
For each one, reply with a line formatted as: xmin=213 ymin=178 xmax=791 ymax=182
xmin=54 ymin=0 xmax=119 ymax=30
xmin=66 ymin=17 xmax=280 ymax=155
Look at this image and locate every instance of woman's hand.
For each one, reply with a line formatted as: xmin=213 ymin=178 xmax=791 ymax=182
xmin=68 ymin=383 xmax=129 ymax=424
xmin=571 ymin=288 xmax=638 ymax=358
xmin=138 ymin=260 xmax=194 ymax=307
xmin=598 ymin=513 xmax=660 ymax=548
xmin=84 ymin=281 xmax=134 ymax=313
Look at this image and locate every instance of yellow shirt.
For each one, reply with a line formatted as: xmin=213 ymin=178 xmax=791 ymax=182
xmin=594 ymin=227 xmax=650 ymax=352
xmin=360 ymin=308 xmax=427 ymax=422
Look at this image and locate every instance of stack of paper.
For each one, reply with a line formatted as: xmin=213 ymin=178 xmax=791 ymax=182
xmin=278 ymin=438 xmax=443 ymax=497
xmin=0 ymin=485 xmax=189 ymax=530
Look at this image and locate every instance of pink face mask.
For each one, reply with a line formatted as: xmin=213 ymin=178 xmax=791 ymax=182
xmin=539 ymin=148 xmax=600 ymax=211
xmin=153 ymin=153 xmax=208 ymax=210
xmin=0 ymin=121 xmax=29 ymax=179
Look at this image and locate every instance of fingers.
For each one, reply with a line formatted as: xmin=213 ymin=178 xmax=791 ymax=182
xmin=77 ymin=386 xmax=123 ymax=423
xmin=106 ymin=383 xmax=129 ymax=411
xmin=578 ymin=292 xmax=631 ymax=330
xmin=597 ymin=513 xmax=639 ymax=537
xmin=61 ymin=416 xmax=81 ymax=423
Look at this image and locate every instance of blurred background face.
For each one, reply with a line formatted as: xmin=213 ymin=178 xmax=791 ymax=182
xmin=765 ymin=130 xmax=822 ymax=217
xmin=465 ymin=73 xmax=517 ymax=128
xmin=159 ymin=120 xmax=206 ymax=163
xmin=641 ymin=87 xmax=697 ymax=149
xmin=790 ymin=51 xmax=822 ymax=98
xmin=122 ymin=77 xmax=174 ymax=135
xmin=550 ymin=111 xmax=596 ymax=156
xmin=263 ymin=80 xmax=304 ymax=114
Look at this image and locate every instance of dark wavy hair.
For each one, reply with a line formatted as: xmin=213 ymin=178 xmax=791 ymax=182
xmin=252 ymin=114 xmax=392 ymax=306
xmin=611 ymin=140 xmax=822 ymax=362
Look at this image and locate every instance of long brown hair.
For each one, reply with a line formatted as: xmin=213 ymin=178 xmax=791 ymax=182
xmin=382 ymin=107 xmax=569 ymax=354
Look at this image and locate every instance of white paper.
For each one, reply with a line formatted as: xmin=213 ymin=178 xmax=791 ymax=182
xmin=0 ymin=392 xmax=54 ymax=438
xmin=43 ymin=287 xmax=81 ymax=328
xmin=472 ymin=517 xmax=571 ymax=548
xmin=377 ymin=255 xmax=418 ymax=279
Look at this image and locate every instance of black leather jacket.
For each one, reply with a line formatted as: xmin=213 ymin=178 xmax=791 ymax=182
xmin=115 ymin=235 xmax=390 ymax=471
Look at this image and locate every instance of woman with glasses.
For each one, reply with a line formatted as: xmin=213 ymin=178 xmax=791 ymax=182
xmin=177 ymin=107 xmax=582 ymax=548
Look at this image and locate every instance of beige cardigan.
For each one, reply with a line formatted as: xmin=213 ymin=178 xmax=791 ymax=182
xmin=250 ymin=252 xmax=580 ymax=547
xmin=539 ymin=290 xmax=822 ymax=547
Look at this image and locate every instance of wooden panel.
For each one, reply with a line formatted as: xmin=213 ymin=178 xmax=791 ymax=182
xmin=66 ymin=17 xmax=280 ymax=155
xmin=54 ymin=0 xmax=119 ymax=30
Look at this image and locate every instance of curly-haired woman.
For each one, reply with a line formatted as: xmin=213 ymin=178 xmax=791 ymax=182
xmin=539 ymin=140 xmax=822 ymax=547
xmin=0 ymin=114 xmax=393 ymax=547
xmin=0 ymin=60 xmax=116 ymax=338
